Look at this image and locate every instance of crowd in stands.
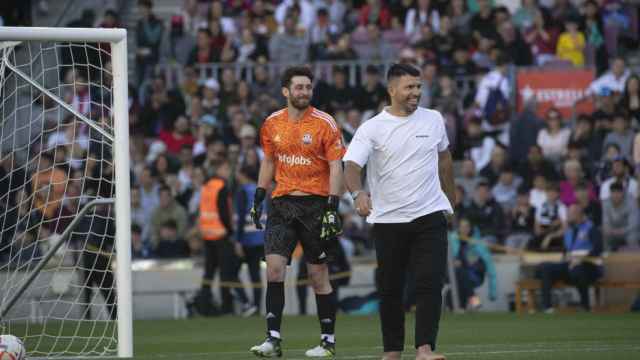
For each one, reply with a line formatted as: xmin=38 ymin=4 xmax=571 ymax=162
xmin=2 ymin=0 xmax=640 ymax=314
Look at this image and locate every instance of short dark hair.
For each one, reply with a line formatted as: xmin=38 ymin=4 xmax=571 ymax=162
xmin=281 ymin=66 xmax=314 ymax=88
xmin=610 ymin=181 xmax=625 ymax=192
xmin=161 ymin=219 xmax=178 ymax=230
xmin=386 ymin=63 xmax=420 ymax=82
xmin=159 ymin=185 xmax=172 ymax=194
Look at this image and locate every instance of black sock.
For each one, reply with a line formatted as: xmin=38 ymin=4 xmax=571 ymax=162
xmin=316 ymin=292 xmax=337 ymax=341
xmin=266 ymin=282 xmax=285 ymax=335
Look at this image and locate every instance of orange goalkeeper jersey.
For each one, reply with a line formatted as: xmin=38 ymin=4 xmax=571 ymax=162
xmin=260 ymin=106 xmax=345 ymax=198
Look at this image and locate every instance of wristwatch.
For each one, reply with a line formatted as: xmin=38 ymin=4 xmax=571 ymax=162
xmin=350 ymin=190 xmax=364 ymax=201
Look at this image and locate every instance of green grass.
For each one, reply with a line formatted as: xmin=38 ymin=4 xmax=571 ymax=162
xmin=13 ymin=313 xmax=640 ymax=359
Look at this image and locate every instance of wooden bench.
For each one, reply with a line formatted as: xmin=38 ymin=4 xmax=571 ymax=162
xmin=515 ymin=279 xmax=640 ymax=314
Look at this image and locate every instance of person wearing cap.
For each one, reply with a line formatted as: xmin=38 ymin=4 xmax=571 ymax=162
xmin=602 ymin=181 xmax=639 ymax=251
xmin=344 ymin=63 xmax=454 ymax=360
xmin=600 ymin=155 xmax=638 ymax=200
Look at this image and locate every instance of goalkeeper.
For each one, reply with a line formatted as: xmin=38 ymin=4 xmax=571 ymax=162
xmin=249 ymin=66 xmax=345 ymax=358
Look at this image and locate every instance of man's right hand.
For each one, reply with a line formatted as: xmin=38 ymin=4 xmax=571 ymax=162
xmin=251 ymin=187 xmax=266 ymax=230
xmin=354 ymin=192 xmax=372 ymax=217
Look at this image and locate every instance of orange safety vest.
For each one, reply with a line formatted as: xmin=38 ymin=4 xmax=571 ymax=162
xmin=199 ymin=178 xmax=229 ymax=241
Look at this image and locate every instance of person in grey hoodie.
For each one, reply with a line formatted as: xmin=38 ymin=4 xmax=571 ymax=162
xmin=269 ymin=15 xmax=309 ymax=63
xmin=602 ymin=181 xmax=639 ymax=251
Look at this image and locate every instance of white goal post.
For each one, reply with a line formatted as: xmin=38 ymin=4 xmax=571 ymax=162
xmin=0 ymin=27 xmax=132 ymax=358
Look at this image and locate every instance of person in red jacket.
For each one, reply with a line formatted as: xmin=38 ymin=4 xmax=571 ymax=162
xmin=159 ymin=115 xmax=195 ymax=154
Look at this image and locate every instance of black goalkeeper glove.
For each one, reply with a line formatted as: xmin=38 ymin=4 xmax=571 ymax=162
xmin=250 ymin=187 xmax=266 ymax=230
xmin=321 ymin=195 xmax=342 ymax=241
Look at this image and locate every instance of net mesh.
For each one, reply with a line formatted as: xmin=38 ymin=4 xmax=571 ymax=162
xmin=0 ymin=39 xmax=118 ymax=358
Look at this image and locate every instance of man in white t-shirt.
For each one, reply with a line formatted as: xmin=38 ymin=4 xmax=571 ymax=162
xmin=343 ymin=64 xmax=455 ymax=360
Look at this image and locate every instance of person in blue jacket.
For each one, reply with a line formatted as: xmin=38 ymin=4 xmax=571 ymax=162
xmin=233 ymin=160 xmax=266 ymax=314
xmin=535 ymin=204 xmax=603 ymax=312
xmin=448 ymin=217 xmax=497 ymax=309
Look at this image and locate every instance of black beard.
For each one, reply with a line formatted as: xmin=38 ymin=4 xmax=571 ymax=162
xmin=291 ymin=98 xmax=310 ymax=110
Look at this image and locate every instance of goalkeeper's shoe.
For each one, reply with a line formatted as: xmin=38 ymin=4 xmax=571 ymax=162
xmin=305 ymin=339 xmax=336 ymax=358
xmin=250 ymin=335 xmax=282 ymax=358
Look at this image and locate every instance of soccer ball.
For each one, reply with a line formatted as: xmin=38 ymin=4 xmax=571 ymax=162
xmin=0 ymin=335 xmax=26 ymax=360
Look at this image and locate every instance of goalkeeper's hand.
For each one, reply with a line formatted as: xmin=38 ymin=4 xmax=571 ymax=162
xmin=321 ymin=195 xmax=342 ymax=241
xmin=250 ymin=187 xmax=266 ymax=230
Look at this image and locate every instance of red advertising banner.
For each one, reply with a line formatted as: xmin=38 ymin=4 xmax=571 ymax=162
xmin=517 ymin=68 xmax=595 ymax=120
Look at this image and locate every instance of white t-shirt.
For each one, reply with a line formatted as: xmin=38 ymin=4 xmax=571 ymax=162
xmin=343 ymin=107 xmax=453 ymax=224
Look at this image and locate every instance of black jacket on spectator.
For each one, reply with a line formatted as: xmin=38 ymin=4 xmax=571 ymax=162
xmin=354 ymin=83 xmax=387 ymax=112
xmin=464 ymin=198 xmax=505 ymax=239
xmin=517 ymin=159 xmax=559 ymax=189
xmin=509 ymin=110 xmax=545 ymax=162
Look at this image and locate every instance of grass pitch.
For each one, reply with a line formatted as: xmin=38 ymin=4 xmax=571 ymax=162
xmin=126 ymin=313 xmax=639 ymax=359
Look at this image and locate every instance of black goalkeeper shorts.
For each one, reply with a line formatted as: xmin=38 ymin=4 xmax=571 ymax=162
xmin=265 ymin=195 xmax=334 ymax=264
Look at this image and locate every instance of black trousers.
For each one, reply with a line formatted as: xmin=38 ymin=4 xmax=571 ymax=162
xmin=374 ymin=211 xmax=448 ymax=352
xmin=203 ymin=239 xmax=240 ymax=313
xmin=536 ymin=261 xmax=602 ymax=310
xmin=82 ymin=252 xmax=117 ymax=320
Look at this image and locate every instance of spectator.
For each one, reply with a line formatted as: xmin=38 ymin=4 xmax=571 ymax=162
xmin=431 ymin=74 xmax=461 ymax=119
xmin=603 ymin=112 xmax=635 ymax=160
xmin=136 ymin=0 xmax=164 ymax=86
xmin=532 ymin=181 xmax=567 ymax=251
xmin=559 ymin=160 xmax=596 ymax=207
xmin=555 ymin=15 xmax=585 ymax=67
xmin=352 ymin=23 xmax=395 ymax=61
xmin=433 ymin=16 xmax=459 ymax=67
xmin=456 ymin=159 xmax=480 ymax=202
xmin=446 ymin=45 xmax=477 ymax=93
xmin=205 ymin=0 xmax=237 ymax=35
xmin=236 ymin=28 xmax=269 ymax=63
xmin=505 ymin=186 xmax=536 ymax=250
xmin=131 ymin=187 xmax=152 ymax=244
xmin=358 ymin=0 xmax=392 ymax=29
xmin=575 ymin=181 xmax=602 ymax=226
xmin=274 ymin=0 xmax=316 ymax=31
xmin=355 ymin=65 xmax=387 ymax=113
xmin=524 ymin=8 xmax=560 ymax=66
xmin=187 ymin=166 xmax=206 ymax=219
xmin=509 ymin=98 xmax=545 ymax=162
xmin=588 ymin=56 xmax=630 ymax=96
xmin=474 ymin=53 xmax=510 ymax=120
xmin=159 ymin=115 xmax=195 ymax=155
xmin=309 ymin=8 xmax=338 ymax=60
xmin=155 ymin=219 xmax=191 ymax=258
xmin=497 ymin=20 xmax=533 ymax=66
xmin=150 ymin=185 xmax=188 ymax=248
xmin=418 ymin=61 xmax=438 ymax=108
xmin=233 ymin=160 xmax=265 ymax=312
xmin=600 ymin=156 xmax=638 ymax=201
xmin=447 ymin=0 xmax=472 ymax=36
xmin=32 ymin=153 xmax=67 ymax=220
xmin=618 ymin=74 xmax=640 ymax=124
xmin=132 ymin=224 xmax=153 ymax=259
xmin=569 ymin=114 xmax=600 ymax=165
xmin=512 ymin=0 xmax=538 ymax=30
xmin=250 ymin=65 xmax=279 ymax=101
xmin=492 ymin=165 xmax=522 ymax=211
xmin=582 ymin=0 xmax=608 ymax=74
xmin=269 ymin=15 xmax=309 ymax=63
xmin=537 ymin=108 xmax=571 ymax=164
xmin=187 ymin=28 xmax=218 ymax=66
xmin=602 ymin=182 xmax=639 ymax=251
xmin=325 ymin=67 xmax=356 ymax=114
xmin=404 ymin=0 xmax=440 ymax=38
xmin=464 ymin=180 xmax=505 ymax=244
xmin=529 ymin=173 xmax=548 ymax=210
xmin=480 ymin=144 xmax=509 ymax=187
xmin=324 ymin=33 xmax=359 ymax=61
xmin=550 ymin=0 xmax=579 ymax=25
xmin=470 ymin=0 xmax=498 ymax=42
xmin=536 ymin=204 xmax=602 ymax=313
xmin=448 ymin=218 xmax=497 ymax=309
xmin=465 ymin=117 xmax=496 ymax=172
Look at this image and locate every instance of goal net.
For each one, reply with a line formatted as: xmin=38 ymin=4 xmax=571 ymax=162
xmin=0 ymin=28 xmax=132 ymax=358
